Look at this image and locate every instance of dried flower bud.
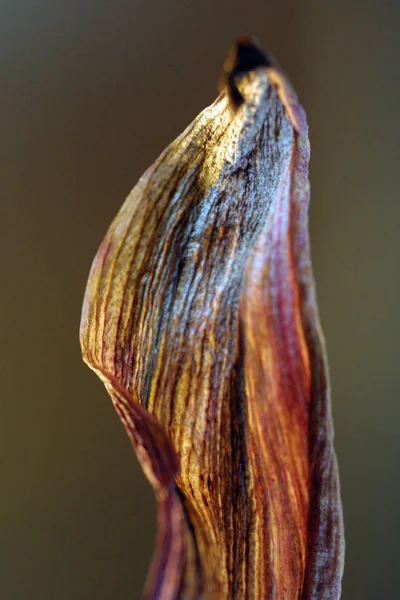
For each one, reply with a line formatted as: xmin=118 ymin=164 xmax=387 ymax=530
xmin=80 ymin=37 xmax=344 ymax=599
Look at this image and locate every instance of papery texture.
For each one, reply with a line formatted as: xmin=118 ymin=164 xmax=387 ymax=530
xmin=80 ymin=39 xmax=344 ymax=599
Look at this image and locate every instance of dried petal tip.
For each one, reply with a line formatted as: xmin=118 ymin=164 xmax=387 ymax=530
xmin=81 ymin=37 xmax=344 ymax=600
xmin=221 ymin=36 xmax=275 ymax=107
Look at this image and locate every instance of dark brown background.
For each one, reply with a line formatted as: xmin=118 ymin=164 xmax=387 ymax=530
xmin=1 ymin=1 xmax=399 ymax=598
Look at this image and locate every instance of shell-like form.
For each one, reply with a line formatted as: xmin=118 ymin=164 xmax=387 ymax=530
xmin=80 ymin=38 xmax=344 ymax=600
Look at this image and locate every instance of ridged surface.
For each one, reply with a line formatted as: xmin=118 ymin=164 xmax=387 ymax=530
xmin=80 ymin=39 xmax=344 ymax=599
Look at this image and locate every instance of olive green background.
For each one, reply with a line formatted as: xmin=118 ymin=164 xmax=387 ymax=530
xmin=1 ymin=1 xmax=399 ymax=598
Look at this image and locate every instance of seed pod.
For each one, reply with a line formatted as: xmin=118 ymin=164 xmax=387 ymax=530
xmin=80 ymin=37 xmax=345 ymax=600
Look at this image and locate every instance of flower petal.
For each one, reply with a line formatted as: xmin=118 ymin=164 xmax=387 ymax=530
xmin=80 ymin=38 xmax=344 ymax=599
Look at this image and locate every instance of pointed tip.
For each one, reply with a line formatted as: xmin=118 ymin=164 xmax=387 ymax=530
xmin=219 ymin=36 xmax=308 ymax=135
xmin=227 ymin=36 xmax=275 ymax=74
xmin=221 ymin=36 xmax=275 ymax=108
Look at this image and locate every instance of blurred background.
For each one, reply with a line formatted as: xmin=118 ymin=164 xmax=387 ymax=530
xmin=1 ymin=1 xmax=399 ymax=598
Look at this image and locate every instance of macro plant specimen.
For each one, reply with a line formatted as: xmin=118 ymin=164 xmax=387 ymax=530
xmin=80 ymin=38 xmax=344 ymax=599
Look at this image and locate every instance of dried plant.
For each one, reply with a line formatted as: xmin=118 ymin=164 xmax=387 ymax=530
xmin=80 ymin=37 xmax=344 ymax=599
